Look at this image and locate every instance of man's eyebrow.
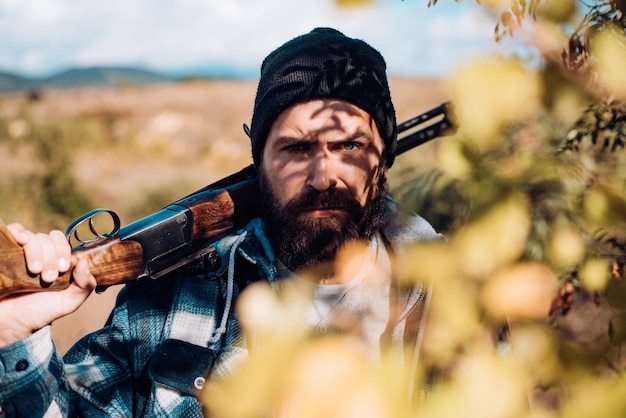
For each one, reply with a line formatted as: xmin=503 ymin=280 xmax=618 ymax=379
xmin=344 ymin=131 xmax=371 ymax=142
xmin=330 ymin=131 xmax=372 ymax=144
xmin=272 ymin=131 xmax=372 ymax=147
xmin=272 ymin=136 xmax=314 ymax=147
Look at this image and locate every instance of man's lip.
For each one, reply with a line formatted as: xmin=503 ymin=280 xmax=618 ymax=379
xmin=300 ymin=208 xmax=343 ymax=218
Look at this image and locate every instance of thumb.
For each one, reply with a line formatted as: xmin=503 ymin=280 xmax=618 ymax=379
xmin=61 ymin=259 xmax=96 ymax=314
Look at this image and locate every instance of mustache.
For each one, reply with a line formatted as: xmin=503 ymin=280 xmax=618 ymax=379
xmin=285 ymin=188 xmax=362 ymax=214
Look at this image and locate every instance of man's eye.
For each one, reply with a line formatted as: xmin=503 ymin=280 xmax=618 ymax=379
xmin=284 ymin=143 xmax=309 ymax=153
xmin=341 ymin=142 xmax=361 ymax=151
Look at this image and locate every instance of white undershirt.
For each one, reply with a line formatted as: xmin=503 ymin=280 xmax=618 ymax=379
xmin=279 ymin=234 xmax=393 ymax=359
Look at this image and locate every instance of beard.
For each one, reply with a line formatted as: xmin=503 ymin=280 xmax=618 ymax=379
xmin=259 ymin=167 xmax=388 ymax=274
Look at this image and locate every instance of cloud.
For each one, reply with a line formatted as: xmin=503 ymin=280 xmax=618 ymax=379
xmin=0 ymin=0 xmax=508 ymax=78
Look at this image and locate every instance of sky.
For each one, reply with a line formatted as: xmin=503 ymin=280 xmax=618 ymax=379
xmin=0 ymin=0 xmax=530 ymax=79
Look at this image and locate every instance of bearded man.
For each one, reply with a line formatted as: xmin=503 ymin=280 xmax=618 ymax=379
xmin=0 ymin=27 xmax=443 ymax=416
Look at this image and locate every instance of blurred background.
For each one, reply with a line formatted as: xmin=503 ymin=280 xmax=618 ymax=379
xmin=0 ymin=0 xmax=523 ymax=80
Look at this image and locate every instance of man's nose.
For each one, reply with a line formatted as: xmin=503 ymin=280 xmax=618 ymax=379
xmin=306 ymin=153 xmax=338 ymax=191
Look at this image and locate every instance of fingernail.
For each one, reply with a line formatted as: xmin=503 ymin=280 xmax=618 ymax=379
xmin=31 ymin=261 xmax=42 ymax=273
xmin=58 ymin=258 xmax=69 ymax=271
xmin=42 ymin=269 xmax=57 ymax=281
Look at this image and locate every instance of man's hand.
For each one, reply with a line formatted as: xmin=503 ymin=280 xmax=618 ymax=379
xmin=0 ymin=223 xmax=96 ymax=346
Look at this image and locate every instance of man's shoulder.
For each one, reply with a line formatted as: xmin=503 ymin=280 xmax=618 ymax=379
xmin=214 ymin=217 xmax=274 ymax=259
xmin=382 ymin=198 xmax=445 ymax=249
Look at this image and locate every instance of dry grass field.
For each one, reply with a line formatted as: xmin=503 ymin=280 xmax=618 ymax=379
xmin=0 ymin=77 xmax=449 ymax=353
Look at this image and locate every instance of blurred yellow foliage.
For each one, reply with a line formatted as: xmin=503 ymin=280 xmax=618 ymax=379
xmin=578 ymin=257 xmax=610 ymax=292
xmin=204 ymin=43 xmax=626 ymax=416
xmin=508 ymin=322 xmax=562 ymax=386
xmin=279 ymin=337 xmax=392 ymax=418
xmin=583 ymin=185 xmax=626 ymax=227
xmin=482 ymin=262 xmax=558 ymax=321
xmin=400 ymin=241 xmax=460 ymax=285
xmin=559 ymin=375 xmax=626 ymax=418
xmin=448 ymin=58 xmax=542 ymax=148
xmin=438 ymin=137 xmax=473 ymax=178
xmin=592 ymin=29 xmax=626 ymax=101
xmin=421 ymin=275 xmax=482 ymax=367
xmin=546 ymin=226 xmax=585 ymax=271
xmin=453 ymin=194 xmax=531 ymax=279
xmin=534 ymin=0 xmax=578 ymax=24
xmin=418 ymin=352 xmax=529 ymax=418
xmin=335 ymin=0 xmax=373 ymax=7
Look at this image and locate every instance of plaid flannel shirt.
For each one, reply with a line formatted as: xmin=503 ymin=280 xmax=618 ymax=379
xmin=0 ymin=200 xmax=443 ymax=417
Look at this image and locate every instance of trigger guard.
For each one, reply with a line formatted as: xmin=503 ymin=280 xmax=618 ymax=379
xmin=65 ymin=208 xmax=121 ymax=247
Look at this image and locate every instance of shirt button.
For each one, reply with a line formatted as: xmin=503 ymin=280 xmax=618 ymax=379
xmin=194 ymin=376 xmax=205 ymax=390
xmin=15 ymin=359 xmax=29 ymax=372
xmin=317 ymin=325 xmax=327 ymax=335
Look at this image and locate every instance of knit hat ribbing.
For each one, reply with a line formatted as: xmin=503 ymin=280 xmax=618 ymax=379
xmin=249 ymin=27 xmax=397 ymax=168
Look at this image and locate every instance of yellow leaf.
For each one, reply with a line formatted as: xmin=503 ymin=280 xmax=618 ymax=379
xmin=447 ymin=57 xmax=541 ymax=149
xmin=335 ymin=0 xmax=373 ymax=7
xmin=578 ymin=257 xmax=610 ymax=292
xmin=419 ymin=352 xmax=528 ymax=418
xmin=438 ymin=137 xmax=473 ymax=178
xmin=547 ymin=226 xmax=585 ymax=270
xmin=592 ymin=29 xmax=626 ymax=100
xmin=482 ymin=262 xmax=558 ymax=320
xmin=453 ymin=194 xmax=531 ymax=278
xmin=282 ymin=337 xmax=392 ymax=418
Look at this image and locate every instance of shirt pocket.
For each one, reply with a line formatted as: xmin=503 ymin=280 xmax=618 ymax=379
xmin=148 ymin=338 xmax=219 ymax=396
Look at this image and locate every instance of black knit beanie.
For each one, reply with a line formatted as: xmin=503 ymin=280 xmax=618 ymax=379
xmin=249 ymin=27 xmax=397 ymax=168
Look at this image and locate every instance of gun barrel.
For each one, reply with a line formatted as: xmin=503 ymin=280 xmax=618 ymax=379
xmin=396 ymin=101 xmax=455 ymax=156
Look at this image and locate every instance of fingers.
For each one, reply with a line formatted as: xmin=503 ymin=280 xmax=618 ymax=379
xmin=15 ymin=227 xmax=71 ymax=283
xmin=49 ymin=230 xmax=71 ymax=272
xmin=6 ymin=223 xmax=30 ymax=245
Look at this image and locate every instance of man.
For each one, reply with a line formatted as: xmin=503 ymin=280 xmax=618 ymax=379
xmin=0 ymin=27 xmax=443 ymax=416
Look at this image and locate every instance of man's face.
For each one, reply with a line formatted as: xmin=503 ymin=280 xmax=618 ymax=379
xmin=259 ymin=98 xmax=388 ymax=273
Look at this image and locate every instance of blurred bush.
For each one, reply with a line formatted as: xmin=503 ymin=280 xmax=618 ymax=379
xmin=202 ymin=1 xmax=626 ymax=417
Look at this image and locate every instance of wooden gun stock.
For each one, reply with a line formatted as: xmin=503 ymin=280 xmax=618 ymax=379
xmin=0 ymin=229 xmax=144 ymax=295
xmin=0 ymin=102 xmax=455 ymax=299
xmin=0 ymin=174 xmax=258 ymax=299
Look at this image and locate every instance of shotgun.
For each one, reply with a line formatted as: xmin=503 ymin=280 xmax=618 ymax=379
xmin=0 ymin=102 xmax=455 ymax=299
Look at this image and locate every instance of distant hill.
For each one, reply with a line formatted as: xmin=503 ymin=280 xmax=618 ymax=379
xmin=0 ymin=67 xmax=176 ymax=93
